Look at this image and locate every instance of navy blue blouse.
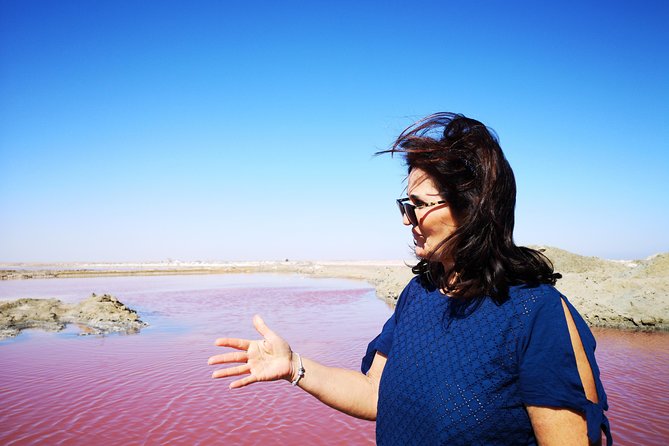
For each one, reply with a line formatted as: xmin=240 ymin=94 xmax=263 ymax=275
xmin=362 ymin=277 xmax=612 ymax=445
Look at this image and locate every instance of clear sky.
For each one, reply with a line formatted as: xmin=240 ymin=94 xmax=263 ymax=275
xmin=1 ymin=0 xmax=667 ymax=262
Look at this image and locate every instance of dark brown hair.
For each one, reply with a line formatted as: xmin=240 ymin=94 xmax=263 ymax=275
xmin=379 ymin=112 xmax=560 ymax=304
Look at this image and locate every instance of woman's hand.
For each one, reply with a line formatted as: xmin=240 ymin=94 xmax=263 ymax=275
xmin=209 ymin=314 xmax=385 ymax=420
xmin=208 ymin=315 xmax=293 ymax=389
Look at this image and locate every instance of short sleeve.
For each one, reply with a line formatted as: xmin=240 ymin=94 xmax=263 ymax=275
xmin=360 ymin=277 xmax=417 ymax=374
xmin=518 ymin=288 xmax=612 ymax=445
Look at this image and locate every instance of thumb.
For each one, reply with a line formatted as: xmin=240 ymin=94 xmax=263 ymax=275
xmin=253 ymin=314 xmax=272 ymax=338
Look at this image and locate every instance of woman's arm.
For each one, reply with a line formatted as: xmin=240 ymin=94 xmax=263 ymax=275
xmin=286 ymin=351 xmax=387 ymax=420
xmin=527 ymin=406 xmax=589 ymax=446
xmin=208 ymin=315 xmax=386 ymax=421
xmin=526 ymin=299 xmax=601 ymax=446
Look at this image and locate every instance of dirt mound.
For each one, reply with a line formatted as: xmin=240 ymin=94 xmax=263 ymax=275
xmin=531 ymin=246 xmax=630 ymax=275
xmin=0 ymin=293 xmax=147 ymax=339
xmin=532 ymin=248 xmax=669 ymax=331
xmin=632 ymin=253 xmax=669 ymax=279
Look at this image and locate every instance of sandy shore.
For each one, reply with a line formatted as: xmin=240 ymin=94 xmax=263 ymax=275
xmin=1 ymin=247 xmax=667 ymax=336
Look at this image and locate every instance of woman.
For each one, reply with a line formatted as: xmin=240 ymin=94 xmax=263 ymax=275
xmin=208 ymin=113 xmax=612 ymax=445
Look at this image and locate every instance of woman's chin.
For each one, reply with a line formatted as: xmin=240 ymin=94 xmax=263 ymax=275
xmin=414 ymin=245 xmax=444 ymax=262
xmin=414 ymin=246 xmax=430 ymax=259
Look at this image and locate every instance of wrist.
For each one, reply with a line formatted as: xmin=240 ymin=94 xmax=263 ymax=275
xmin=290 ymin=352 xmax=305 ymax=386
xmin=285 ymin=351 xmax=296 ymax=382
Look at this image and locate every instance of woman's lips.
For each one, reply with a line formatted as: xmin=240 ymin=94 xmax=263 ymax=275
xmin=412 ymin=229 xmax=424 ymax=246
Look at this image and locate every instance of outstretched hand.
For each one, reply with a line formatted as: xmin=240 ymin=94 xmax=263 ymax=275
xmin=208 ymin=315 xmax=293 ymax=389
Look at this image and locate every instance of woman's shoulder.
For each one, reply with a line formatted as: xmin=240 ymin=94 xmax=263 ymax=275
xmin=398 ymin=274 xmax=434 ymax=299
xmin=394 ymin=275 xmax=427 ymax=310
xmin=508 ymin=282 xmax=564 ymax=307
xmin=507 ymin=283 xmax=595 ymax=347
xmin=505 ymin=283 xmax=572 ymax=324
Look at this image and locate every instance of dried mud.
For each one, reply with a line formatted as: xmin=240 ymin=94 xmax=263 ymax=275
xmin=0 ymin=293 xmax=147 ymax=339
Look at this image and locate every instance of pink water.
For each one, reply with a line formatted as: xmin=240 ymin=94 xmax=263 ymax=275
xmin=1 ymin=275 xmax=668 ymax=445
xmin=0 ymin=275 xmax=391 ymax=445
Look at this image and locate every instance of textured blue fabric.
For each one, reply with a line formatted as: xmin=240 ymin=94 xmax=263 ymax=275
xmin=362 ymin=277 xmax=612 ymax=446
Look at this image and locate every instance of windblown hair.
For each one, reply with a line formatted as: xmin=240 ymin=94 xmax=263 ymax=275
xmin=380 ymin=113 xmax=560 ymax=304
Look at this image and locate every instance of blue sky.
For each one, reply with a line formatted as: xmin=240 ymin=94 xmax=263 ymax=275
xmin=1 ymin=0 xmax=667 ymax=262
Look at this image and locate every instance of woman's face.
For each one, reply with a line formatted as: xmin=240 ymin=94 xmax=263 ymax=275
xmin=405 ymin=167 xmax=458 ymax=262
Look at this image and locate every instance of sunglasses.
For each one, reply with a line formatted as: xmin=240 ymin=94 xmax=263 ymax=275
xmin=396 ymin=198 xmax=448 ymax=226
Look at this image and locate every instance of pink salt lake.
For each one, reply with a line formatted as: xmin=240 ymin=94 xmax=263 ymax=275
xmin=1 ymin=274 xmax=667 ymax=445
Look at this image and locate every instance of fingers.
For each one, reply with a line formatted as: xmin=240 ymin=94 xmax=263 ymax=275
xmin=208 ymin=351 xmax=248 ymax=365
xmin=216 ymin=316 xmax=272 ymax=348
xmin=230 ymin=374 xmax=257 ymax=389
xmin=211 ymin=364 xmax=251 ymax=379
xmin=210 ymin=316 xmax=274 ymax=391
xmin=214 ymin=337 xmax=251 ymax=350
xmin=253 ymin=314 xmax=273 ymax=338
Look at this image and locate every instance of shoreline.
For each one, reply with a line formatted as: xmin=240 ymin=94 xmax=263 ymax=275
xmin=1 ymin=247 xmax=668 ymax=331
